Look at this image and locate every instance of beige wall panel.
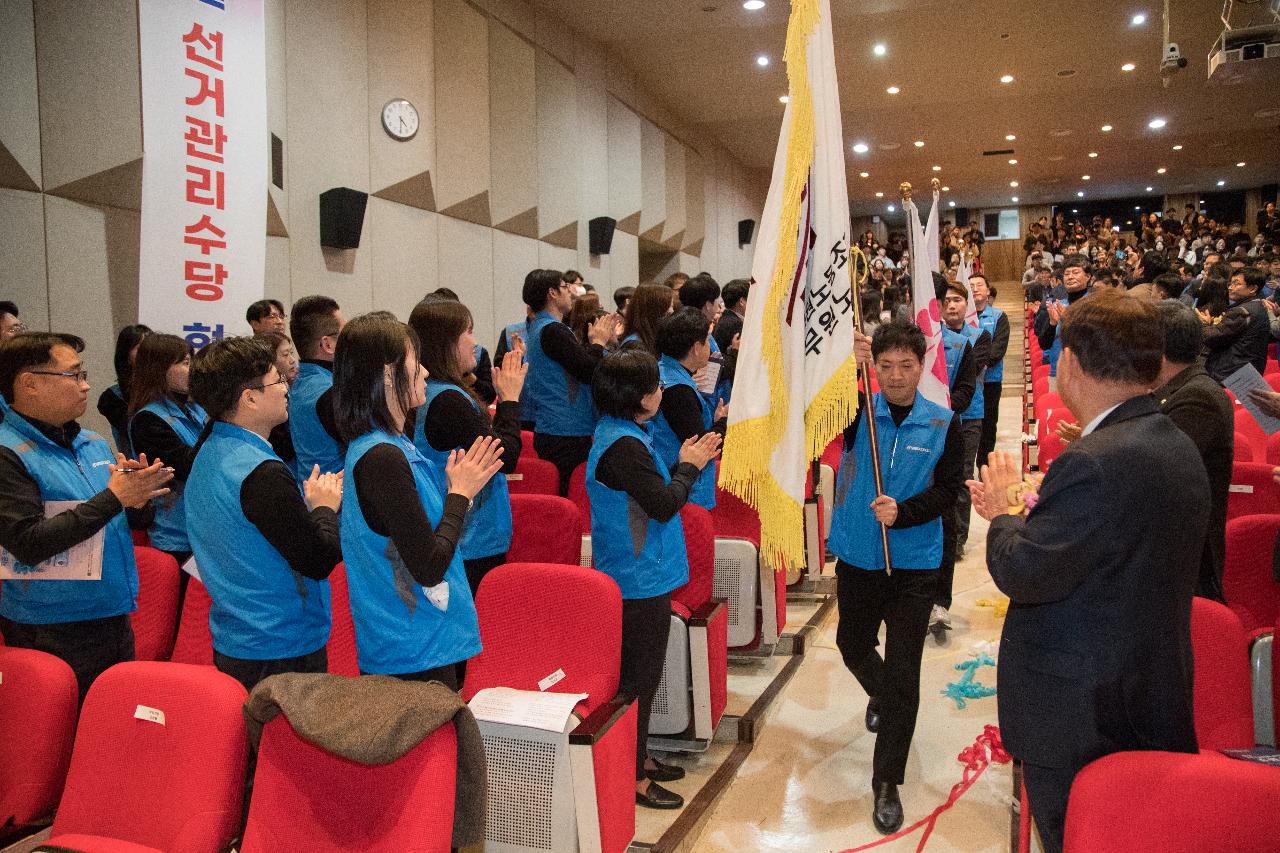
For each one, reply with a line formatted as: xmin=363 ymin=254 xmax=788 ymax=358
xmin=0 ymin=0 xmax=41 ymax=190
xmin=534 ymin=9 xmax=574 ymax=70
xmin=605 ymin=61 xmax=637 ymax=110
xmin=264 ymin=235 xmax=291 ymax=312
xmin=638 ymin=119 xmax=667 ymax=243
xmin=284 ymin=0 xmax=372 ymax=309
xmin=606 ymin=98 xmax=641 ymax=235
xmin=34 ymin=0 xmax=141 ymax=193
xmin=684 ymin=148 xmax=705 ymax=256
xmin=368 ymin=0 xmax=435 ymax=207
xmin=539 ymin=242 xmax=577 ymax=276
xmin=488 ymin=21 xmax=538 ymax=237
xmin=43 ymin=196 xmax=139 ymax=438
xmin=0 ymin=188 xmax=49 ymax=329
xmin=661 ymin=136 xmax=685 ymax=249
xmin=490 ymin=230 xmax=538 ymax=346
xmin=535 ymin=51 xmax=578 ymax=249
xmin=265 ymin=0 xmax=288 ymax=236
xmin=700 ymin=149 xmax=721 ymax=277
xmin=433 ymin=0 xmax=490 ymax=225
xmin=573 ymin=38 xmax=609 ymax=272
xmin=608 ymin=229 xmax=639 ymax=292
xmin=368 ymin=197 xmax=437 ymax=322
xmin=483 ymin=0 xmax=535 ymax=40
xmin=438 ymin=216 xmax=495 ymax=346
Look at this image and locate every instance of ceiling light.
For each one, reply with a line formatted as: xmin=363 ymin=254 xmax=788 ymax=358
xmin=1146 ymin=186 xmax=1153 ymax=191
xmin=1236 ymin=161 xmax=1246 ymax=167
xmin=887 ymin=204 xmax=896 ymax=212
xmin=948 ymin=200 xmax=956 ymax=207
xmin=1172 ymin=144 xmax=1183 ymax=150
xmin=1157 ymin=167 xmax=1167 ymax=174
xmin=1135 ymin=206 xmax=1141 ymax=210
xmin=1101 ymin=124 xmax=1113 ymax=132
xmin=779 ymin=95 xmax=789 ymax=103
xmin=1005 ymin=134 xmax=1016 ymax=141
xmin=1131 ymin=13 xmax=1146 ymax=26
xmin=859 ymin=171 xmax=869 ymax=178
xmin=1010 ymin=181 xmax=1019 ymax=187
xmin=1072 ymin=208 xmax=1079 ymax=213
xmin=875 ymin=191 xmax=884 ymax=198
xmin=852 ymin=142 xmax=869 ymax=154
xmin=941 ymin=186 xmax=950 ymax=191
xmin=1217 ymin=180 xmax=1226 ymax=186
xmin=1088 ymin=152 xmax=1098 ymax=158
xmin=1008 ymin=158 xmax=1018 ymax=164
xmin=1147 ymin=117 xmax=1166 ymax=129
xmin=742 ymin=0 xmax=765 ymax=9
xmin=873 ymin=43 xmax=887 ymax=56
xmin=1121 ymin=62 xmax=1136 ymax=72
xmin=886 ymin=86 xmax=900 ymax=94
xmin=1077 ymin=191 xmax=1085 ymax=197
xmin=1012 ymin=196 xmax=1020 ymax=202
xmin=931 ymin=165 xmax=942 ymax=171
xmin=1082 ymin=175 xmax=1090 ymax=180
xmin=1000 ymin=74 xmax=1014 ymax=84
xmin=756 ymin=55 xmax=770 ymax=67
xmin=914 ymin=140 xmax=925 ymax=147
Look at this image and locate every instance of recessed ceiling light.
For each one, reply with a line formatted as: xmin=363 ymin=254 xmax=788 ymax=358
xmin=1131 ymin=12 xmax=1146 ymax=26
xmin=913 ymin=140 xmax=925 ymax=147
xmin=1072 ymin=208 xmax=1079 ymax=213
xmin=1008 ymin=158 xmax=1018 ymax=164
xmin=1121 ymin=62 xmax=1136 ymax=71
xmin=742 ymin=0 xmax=765 ymax=9
xmin=875 ymin=191 xmax=884 ymax=198
xmin=1088 ymin=152 xmax=1098 ymax=158
xmin=1147 ymin=117 xmax=1166 ymax=129
xmin=1012 ymin=196 xmax=1020 ymax=202
xmin=1000 ymin=74 xmax=1014 ymax=84
xmin=1082 ymin=175 xmax=1091 ymax=180
xmin=1146 ymin=186 xmax=1153 ymax=191
xmin=779 ymin=95 xmax=789 ymax=103
xmin=1217 ymin=180 xmax=1226 ymax=186
xmin=931 ymin=165 xmax=941 ymax=171
xmin=1077 ymin=191 xmax=1085 ymax=197
xmin=1172 ymin=144 xmax=1183 ymax=150
xmin=756 ymin=55 xmax=770 ymax=67
xmin=887 ymin=204 xmax=896 ymax=212
xmin=852 ymin=142 xmax=869 ymax=154
xmin=1010 ymin=181 xmax=1019 ymax=187
xmin=1005 ymin=134 xmax=1016 ymax=141
xmin=948 ymin=200 xmax=956 ymax=207
xmin=1101 ymin=124 xmax=1113 ymax=132
xmin=941 ymin=186 xmax=950 ymax=191
xmin=1236 ymin=161 xmax=1246 ymax=167
xmin=873 ymin=43 xmax=887 ymax=57
xmin=859 ymin=171 xmax=869 ymax=178
xmin=1157 ymin=167 xmax=1167 ymax=174
xmin=1135 ymin=206 xmax=1141 ymax=211
xmin=886 ymin=86 xmax=900 ymax=94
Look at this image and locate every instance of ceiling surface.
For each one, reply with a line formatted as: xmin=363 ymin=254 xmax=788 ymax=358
xmin=536 ymin=0 xmax=1280 ymax=216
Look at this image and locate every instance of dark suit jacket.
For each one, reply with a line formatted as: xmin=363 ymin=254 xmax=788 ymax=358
xmin=987 ymin=395 xmax=1209 ymax=770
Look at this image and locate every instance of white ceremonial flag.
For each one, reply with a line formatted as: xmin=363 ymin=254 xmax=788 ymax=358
xmin=138 ymin=0 xmax=267 ymax=349
xmin=957 ymin=249 xmax=979 ymax=327
xmin=904 ymin=186 xmax=951 ymax=409
xmin=720 ymin=0 xmax=861 ymax=571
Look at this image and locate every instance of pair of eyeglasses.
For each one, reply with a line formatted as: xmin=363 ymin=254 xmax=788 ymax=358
xmin=6 ymin=323 xmax=29 ymax=334
xmin=28 ymin=369 xmax=88 ymax=382
xmin=268 ymin=313 xmax=288 ymax=320
xmin=248 ymin=378 xmax=289 ymax=391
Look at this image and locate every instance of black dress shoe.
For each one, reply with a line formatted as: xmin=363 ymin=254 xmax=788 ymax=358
xmin=644 ymin=757 xmax=686 ymax=782
xmin=872 ymin=781 xmax=903 ymax=834
xmin=636 ymin=781 xmax=684 ymax=810
xmin=865 ymin=698 xmax=882 ymax=733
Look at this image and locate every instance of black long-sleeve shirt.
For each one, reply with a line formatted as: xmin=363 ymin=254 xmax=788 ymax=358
xmin=948 ymin=339 xmax=978 ymax=414
xmin=352 ymin=443 xmax=468 ymax=587
xmin=842 ymin=396 xmax=964 ymax=530
xmin=471 ymin=348 xmax=496 ymax=405
xmin=96 ymin=386 xmax=128 ymax=450
xmin=657 ymin=384 xmax=727 ymax=443
xmin=595 ymin=436 xmax=700 ymax=523
xmin=984 ymin=310 xmax=1011 ymax=381
xmin=541 ymin=320 xmax=606 ymax=384
xmin=240 ymin=459 xmax=340 ymax=580
xmin=128 ymin=397 xmax=202 ymax=483
xmin=0 ymin=416 xmax=124 ymax=566
xmin=420 ymin=393 xmax=522 ymax=476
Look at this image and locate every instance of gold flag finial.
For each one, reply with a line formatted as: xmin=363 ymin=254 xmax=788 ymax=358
xmin=930 ymin=177 xmax=941 ymax=193
xmin=899 ymin=181 xmax=913 ymax=201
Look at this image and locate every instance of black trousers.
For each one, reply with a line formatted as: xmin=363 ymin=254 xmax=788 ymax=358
xmin=463 ymin=552 xmax=507 ymax=597
xmin=163 ymin=549 xmax=195 ymax=631
xmin=214 ymin=645 xmax=329 ymax=695
xmin=937 ymin=504 xmax=958 ymax=611
xmin=953 ymin=419 xmax=983 ymax=550
xmin=834 ymin=562 xmax=936 ymax=786
xmin=533 ymin=433 xmax=593 ymax=496
xmin=619 ymin=593 xmax=672 ymax=781
xmin=976 ymin=381 xmax=1003 ymax=469
xmin=0 ymin=613 xmax=135 ymax=703
xmin=1021 ymin=761 xmax=1075 ymax=853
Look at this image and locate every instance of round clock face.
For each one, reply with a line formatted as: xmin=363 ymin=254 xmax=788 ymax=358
xmin=381 ymin=99 xmax=419 ymax=141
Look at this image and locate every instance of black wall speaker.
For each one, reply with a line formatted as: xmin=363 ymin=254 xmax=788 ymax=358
xmin=738 ymin=218 xmax=756 ymax=247
xmin=319 ymin=187 xmax=368 ymax=249
xmin=588 ymin=216 xmax=617 ymax=255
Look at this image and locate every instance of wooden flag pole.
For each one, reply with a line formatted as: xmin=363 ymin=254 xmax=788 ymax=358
xmin=853 ymin=237 xmax=893 ymax=576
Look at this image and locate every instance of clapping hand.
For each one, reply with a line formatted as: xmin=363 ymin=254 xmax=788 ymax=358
xmin=493 ymin=347 xmax=528 ymax=403
xmin=302 ymin=464 xmax=343 ymax=512
xmin=967 ymin=450 xmax=1024 ymax=522
xmin=678 ymin=432 xmax=722 ymax=470
xmin=1055 ymin=421 xmax=1083 ymax=443
xmin=588 ymin=313 xmax=619 ymax=347
xmin=445 ymin=436 xmax=504 ymax=500
xmin=107 ymin=453 xmax=173 ymax=508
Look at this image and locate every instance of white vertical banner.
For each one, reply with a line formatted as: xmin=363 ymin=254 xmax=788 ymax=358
xmin=138 ymin=0 xmax=267 ymax=347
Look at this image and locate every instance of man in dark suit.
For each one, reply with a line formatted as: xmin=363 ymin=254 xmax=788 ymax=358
xmin=968 ymin=290 xmax=1209 ymax=853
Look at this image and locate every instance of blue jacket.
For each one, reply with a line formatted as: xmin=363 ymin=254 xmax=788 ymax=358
xmin=586 ymin=417 xmax=688 ymax=599
xmin=651 ymin=356 xmax=716 ymax=510
xmin=0 ymin=412 xmax=137 ymax=624
xmin=186 ymin=421 xmax=331 ymax=660
xmin=414 ymin=381 xmax=512 ymax=561
xmin=129 ymin=397 xmax=207 ymax=553
xmin=289 ymin=362 xmax=344 ymax=476
xmin=340 ymin=430 xmax=480 ymax=675
xmin=526 ymin=311 xmax=595 ymax=436
xmin=977 ymin=304 xmax=1006 ymax=384
xmin=827 ymin=392 xmax=951 ymax=571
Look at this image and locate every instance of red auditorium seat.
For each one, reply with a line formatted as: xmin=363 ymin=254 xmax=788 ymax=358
xmin=130 ymin=529 xmax=150 ymax=548
xmin=711 ymin=485 xmax=786 ymax=650
xmin=0 ymin=648 xmax=78 ymax=835
xmin=1225 ymin=462 xmax=1280 ymax=522
xmin=1189 ymin=597 xmax=1255 ymax=750
xmin=1032 ymin=392 xmax=1064 ymax=421
xmin=130 ymin=547 xmax=180 ymax=661
xmin=325 ymin=563 xmax=359 ymax=678
xmin=1266 ymin=372 xmax=1280 ymax=393
xmin=1266 ymin=432 xmax=1280 ymax=466
xmin=506 ymin=456 xmax=560 ymax=496
xmin=1064 ymin=751 xmax=1280 ymax=853
xmin=817 ymin=435 xmax=843 ymax=538
xmin=567 ymin=462 xmax=591 ymax=535
xmin=1031 ymin=375 xmax=1050 ymax=402
xmin=169 ymin=577 xmax=214 ymax=666
xmin=521 ymin=429 xmax=537 ymax=459
xmin=241 ymin=715 xmax=456 ymax=853
xmin=1238 ymin=430 xmax=1259 ymax=462
xmin=1274 ymin=613 xmax=1280 ymax=746
xmin=1233 ymin=410 xmax=1268 ymax=464
xmin=507 ymin=493 xmax=582 ymax=565
xmin=463 ymin=563 xmax=636 ymax=853
xmin=46 ymin=662 xmax=248 ymax=853
xmin=1223 ymin=514 xmax=1280 ymax=633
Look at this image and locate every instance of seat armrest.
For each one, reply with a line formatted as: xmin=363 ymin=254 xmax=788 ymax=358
xmin=689 ymin=598 xmax=726 ymax=628
xmin=569 ymin=697 xmax=632 ymax=746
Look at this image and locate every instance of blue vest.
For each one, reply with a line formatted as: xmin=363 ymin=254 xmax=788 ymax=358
xmin=289 ymin=362 xmax=344 ymax=476
xmin=526 ymin=311 xmax=595 ymax=436
xmin=0 ymin=412 xmax=137 ymax=624
xmin=586 ymin=417 xmax=689 ymax=599
xmin=941 ymin=326 xmax=967 ymax=390
xmin=503 ymin=321 xmax=538 ymax=425
xmin=827 ymin=392 xmax=951 ymax=571
xmin=651 ymin=356 xmax=716 ymax=510
xmin=414 ymin=381 xmax=513 ymax=560
xmin=949 ymin=324 xmax=985 ymax=421
xmin=129 ymin=397 xmax=207 ymax=553
xmin=0 ymin=395 xmax=10 ymax=424
xmin=340 ymin=430 xmax=480 ymax=675
xmin=1042 ymin=292 xmax=1086 ymax=377
xmin=185 ymin=421 xmax=331 ymax=660
xmin=977 ymin=304 xmax=1005 ymax=384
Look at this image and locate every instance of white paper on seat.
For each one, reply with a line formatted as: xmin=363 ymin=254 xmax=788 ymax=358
xmin=180 ymin=556 xmax=202 ymax=581
xmin=1223 ymin=364 xmax=1280 ymax=435
xmin=0 ymin=501 xmax=104 ymax=580
xmin=469 ymin=687 xmax=587 ymax=732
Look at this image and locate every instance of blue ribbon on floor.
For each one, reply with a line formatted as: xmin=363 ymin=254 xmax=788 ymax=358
xmin=942 ymin=654 xmax=997 ymax=710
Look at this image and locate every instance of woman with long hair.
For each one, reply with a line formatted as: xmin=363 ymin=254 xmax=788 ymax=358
xmin=620 ymin=283 xmax=674 ymax=354
xmin=408 ymin=299 xmax=525 ymax=595
xmin=128 ymin=334 xmax=207 ymax=567
xmin=568 ymin=291 xmax=605 ymax=346
xmin=97 ymin=324 xmax=151 ymax=455
xmin=333 ymin=313 xmax=502 ymax=688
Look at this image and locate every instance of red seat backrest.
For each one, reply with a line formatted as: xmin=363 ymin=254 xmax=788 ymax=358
xmin=169 ymin=577 xmax=214 ymax=666
xmin=506 ymin=457 xmax=560 ymax=496
xmin=0 ymin=648 xmax=78 ymax=828
xmin=1189 ymin=597 xmax=1255 ymax=750
xmin=1266 ymin=373 xmax=1280 ymax=392
xmin=1032 ymin=375 xmax=1050 ymax=401
xmin=1222 ymin=514 xmax=1280 ymax=633
xmin=820 ymin=434 xmax=843 ymax=471
xmin=463 ymin=563 xmax=621 ymax=716
xmin=508 ymin=494 xmax=582 ymax=565
xmin=326 ymin=563 xmax=359 ymax=678
xmin=567 ymin=463 xmax=591 ymax=536
xmin=49 ymin=662 xmax=247 ymax=852
xmin=1274 ymin=612 xmax=1280 ymax=747
xmin=671 ymin=505 xmax=714 ymax=612
xmin=1238 ymin=431 xmax=1259 ymax=463
xmin=1266 ymin=432 xmax=1280 ymax=466
xmin=1233 ymin=410 xmax=1267 ymax=463
xmin=1226 ymin=462 xmax=1280 ymax=522
xmin=711 ymin=485 xmax=760 ymax=544
xmin=521 ymin=429 xmax=537 ymax=459
xmin=242 ymin=715 xmax=456 ymax=853
xmin=130 ymin=547 xmax=180 ymax=662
